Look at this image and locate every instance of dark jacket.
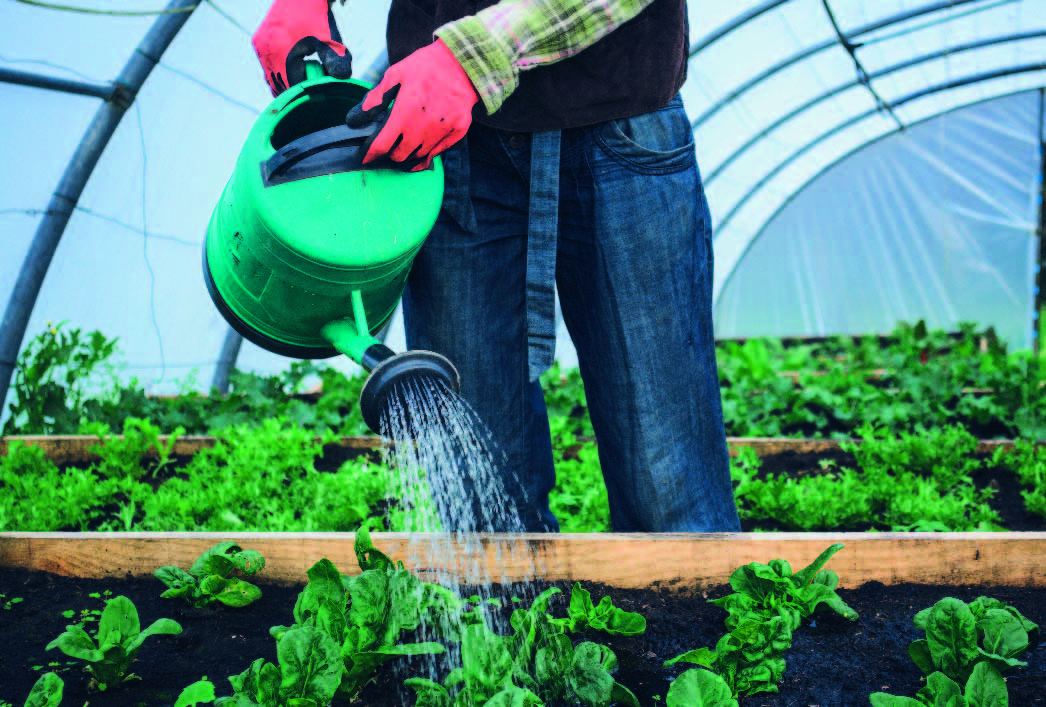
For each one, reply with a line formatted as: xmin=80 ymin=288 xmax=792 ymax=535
xmin=386 ymin=0 xmax=689 ymax=132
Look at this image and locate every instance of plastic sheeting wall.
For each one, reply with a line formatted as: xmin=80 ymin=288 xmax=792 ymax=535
xmin=714 ymin=90 xmax=1041 ymax=350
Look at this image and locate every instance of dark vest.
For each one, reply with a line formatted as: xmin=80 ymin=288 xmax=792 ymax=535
xmin=386 ymin=0 xmax=689 ymax=132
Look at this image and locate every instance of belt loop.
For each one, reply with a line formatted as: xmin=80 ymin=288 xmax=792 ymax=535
xmin=525 ymin=130 xmax=561 ymax=381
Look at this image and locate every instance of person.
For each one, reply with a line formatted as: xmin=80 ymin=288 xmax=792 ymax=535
xmin=252 ymin=0 xmax=741 ymax=534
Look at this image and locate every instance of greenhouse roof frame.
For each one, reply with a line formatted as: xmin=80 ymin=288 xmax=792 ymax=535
xmin=685 ymin=0 xmax=1045 ymax=312
xmin=0 ymin=0 xmax=1042 ymax=403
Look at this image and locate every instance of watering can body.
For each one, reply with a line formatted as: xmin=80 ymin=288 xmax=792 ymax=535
xmin=204 ymin=69 xmax=444 ymax=362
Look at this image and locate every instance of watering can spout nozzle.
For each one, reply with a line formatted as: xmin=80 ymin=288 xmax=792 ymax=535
xmin=359 ymin=349 xmax=460 ymax=433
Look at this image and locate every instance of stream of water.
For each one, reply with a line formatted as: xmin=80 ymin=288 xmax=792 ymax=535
xmin=377 ymin=375 xmax=547 ymax=690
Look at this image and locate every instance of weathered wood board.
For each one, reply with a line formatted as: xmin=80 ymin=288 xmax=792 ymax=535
xmin=1 ymin=532 xmax=1044 ymax=589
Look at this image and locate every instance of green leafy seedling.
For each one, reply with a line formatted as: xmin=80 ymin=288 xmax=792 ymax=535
xmin=155 ymin=541 xmax=265 ymax=608
xmin=46 ymin=594 xmax=182 ymax=691
xmin=174 ymin=677 xmax=217 ymax=707
xmin=214 ymin=628 xmax=343 ymax=707
xmin=22 ymin=672 xmax=63 ymax=707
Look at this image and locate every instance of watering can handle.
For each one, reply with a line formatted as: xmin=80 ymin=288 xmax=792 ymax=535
xmin=262 ymin=123 xmax=380 ymax=185
xmin=304 ymin=60 xmax=326 ymax=81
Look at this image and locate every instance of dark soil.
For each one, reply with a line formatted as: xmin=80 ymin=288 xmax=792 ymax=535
xmin=1 ymin=567 xmax=1043 ymax=707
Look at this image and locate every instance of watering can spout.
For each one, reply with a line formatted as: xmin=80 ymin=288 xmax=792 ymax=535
xmin=320 ymin=318 xmax=460 ymax=432
xmin=359 ymin=346 xmax=461 ymax=434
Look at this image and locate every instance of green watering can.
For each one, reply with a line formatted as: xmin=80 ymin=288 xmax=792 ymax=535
xmin=203 ymin=62 xmax=459 ymax=432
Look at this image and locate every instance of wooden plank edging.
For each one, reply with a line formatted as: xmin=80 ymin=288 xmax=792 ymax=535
xmin=1 ymin=532 xmax=1044 ymax=590
xmin=0 ymin=435 xmax=1019 ymax=465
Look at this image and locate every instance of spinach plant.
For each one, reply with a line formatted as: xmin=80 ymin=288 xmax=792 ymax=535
xmin=406 ymin=583 xmax=644 ymax=707
xmin=174 ymin=678 xmax=217 ymax=707
xmin=665 ymin=544 xmax=858 ymax=698
xmin=269 ymin=527 xmax=453 ymax=699
xmin=21 ymin=672 xmax=63 ymax=707
xmin=45 ymin=594 xmax=182 ymax=691
xmin=665 ymin=669 xmax=737 ymax=707
xmin=215 ymin=627 xmax=343 ymax=707
xmin=155 ymin=541 xmax=266 ymax=608
xmin=870 ymin=596 xmax=1039 ymax=706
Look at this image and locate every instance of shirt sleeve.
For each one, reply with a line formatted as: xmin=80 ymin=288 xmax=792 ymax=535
xmin=434 ymin=0 xmax=656 ymax=116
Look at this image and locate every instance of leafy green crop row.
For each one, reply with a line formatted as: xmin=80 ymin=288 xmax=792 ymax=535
xmin=2 ymin=320 xmax=1043 ymax=534
xmin=733 ymin=424 xmax=1002 ymax=532
xmin=5 ymin=320 xmax=1042 ymax=441
xmin=18 ymin=541 xmax=1037 ymax=707
xmin=1 ymin=416 xmax=1043 ymax=534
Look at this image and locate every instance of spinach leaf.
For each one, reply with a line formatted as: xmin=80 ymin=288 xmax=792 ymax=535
xmin=155 ymin=542 xmax=265 ymax=608
xmin=46 ymin=595 xmax=181 ymax=691
xmin=667 ymin=544 xmax=856 ymax=699
xmin=665 ymin=669 xmax=738 ymax=707
xmin=560 ymin=582 xmax=646 ymax=636
xmin=23 ymin=672 xmax=64 ymax=707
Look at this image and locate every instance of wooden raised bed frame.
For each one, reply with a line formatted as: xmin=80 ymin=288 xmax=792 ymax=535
xmin=1 ymin=532 xmax=1045 ymax=589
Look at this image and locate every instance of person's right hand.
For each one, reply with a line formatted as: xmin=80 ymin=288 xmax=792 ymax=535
xmin=252 ymin=0 xmax=352 ymax=97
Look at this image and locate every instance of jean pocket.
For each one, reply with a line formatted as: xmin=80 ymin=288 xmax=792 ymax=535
xmin=437 ymin=142 xmax=478 ymax=233
xmin=596 ymin=95 xmax=696 ymax=175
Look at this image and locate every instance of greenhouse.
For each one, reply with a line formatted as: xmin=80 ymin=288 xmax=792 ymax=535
xmin=1 ymin=1 xmax=1045 ymax=706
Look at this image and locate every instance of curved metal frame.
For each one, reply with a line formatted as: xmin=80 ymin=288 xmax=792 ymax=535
xmin=689 ymin=0 xmax=997 ymax=131
xmin=715 ymin=63 xmax=1046 ymax=237
xmin=706 ymin=29 xmax=1046 ymax=185
xmin=713 ymin=81 xmax=1046 ymax=309
xmin=0 ymin=0 xmax=199 ymax=412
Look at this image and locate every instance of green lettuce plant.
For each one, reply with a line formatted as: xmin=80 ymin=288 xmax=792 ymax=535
xmin=216 ymin=627 xmax=344 ymax=707
xmin=405 ymin=583 xmax=644 ymax=707
xmin=665 ymin=544 xmax=857 ymax=698
xmin=870 ymin=596 xmax=1038 ymax=706
xmin=992 ymin=439 xmax=1046 ymax=519
xmin=665 ymin=669 xmax=737 ymax=707
xmin=268 ymin=528 xmax=454 ymax=700
xmin=45 ymin=595 xmax=182 ymax=691
xmin=155 ymin=541 xmax=266 ymax=608
xmin=21 ymin=673 xmax=63 ymax=707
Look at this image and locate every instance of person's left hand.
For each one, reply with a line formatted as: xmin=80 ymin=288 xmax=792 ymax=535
xmin=346 ymin=40 xmax=479 ymax=171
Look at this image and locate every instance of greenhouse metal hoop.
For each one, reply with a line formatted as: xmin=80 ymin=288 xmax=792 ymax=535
xmin=0 ymin=0 xmax=1043 ymax=413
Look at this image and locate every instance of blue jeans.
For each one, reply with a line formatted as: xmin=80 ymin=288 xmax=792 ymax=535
xmin=402 ymin=96 xmax=741 ymax=533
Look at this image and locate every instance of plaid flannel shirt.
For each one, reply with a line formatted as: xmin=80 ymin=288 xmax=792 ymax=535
xmin=435 ymin=0 xmax=656 ymax=115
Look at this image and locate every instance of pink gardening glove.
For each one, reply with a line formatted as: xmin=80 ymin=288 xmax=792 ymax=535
xmin=345 ymin=39 xmax=480 ymax=171
xmin=252 ymin=0 xmax=352 ymax=97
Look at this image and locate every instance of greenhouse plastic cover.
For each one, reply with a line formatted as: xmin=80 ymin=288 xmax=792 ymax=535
xmin=0 ymin=0 xmax=1043 ymax=397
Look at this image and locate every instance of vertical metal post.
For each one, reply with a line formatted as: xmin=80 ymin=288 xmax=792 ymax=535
xmin=0 ymin=0 xmax=199 ymax=414
xmin=1035 ymin=88 xmax=1045 ymax=356
xmin=211 ymin=329 xmax=243 ymax=393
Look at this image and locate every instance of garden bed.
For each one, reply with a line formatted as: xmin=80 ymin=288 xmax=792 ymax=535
xmin=1 ymin=533 xmax=1045 ymax=706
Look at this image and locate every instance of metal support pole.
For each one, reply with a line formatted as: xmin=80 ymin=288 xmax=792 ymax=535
xmin=211 ymin=328 xmax=243 ymax=394
xmin=0 ymin=67 xmax=114 ymax=100
xmin=0 ymin=0 xmax=200 ymax=415
xmin=1035 ymin=88 xmax=1045 ymax=356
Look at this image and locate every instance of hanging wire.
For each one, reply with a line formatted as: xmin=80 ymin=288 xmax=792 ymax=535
xmin=821 ymin=0 xmax=905 ymax=130
xmin=155 ymin=62 xmax=259 ymax=114
xmin=14 ymin=0 xmax=198 ymax=14
xmin=0 ymin=206 xmax=199 ymax=246
xmin=203 ymin=0 xmax=250 ymax=36
xmin=13 ymin=0 xmax=198 ymax=14
xmin=134 ymin=102 xmax=167 ymax=385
